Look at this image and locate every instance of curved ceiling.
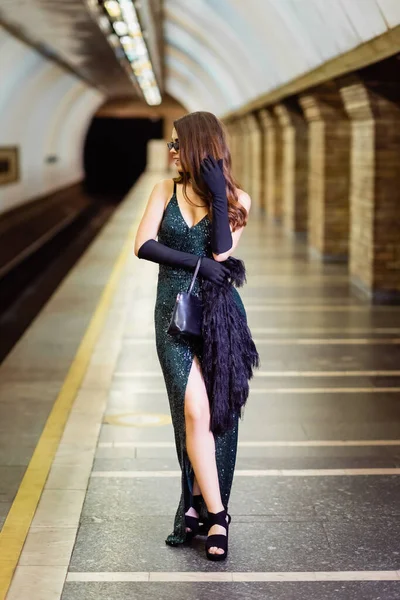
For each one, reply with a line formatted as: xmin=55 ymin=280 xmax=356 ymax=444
xmin=164 ymin=0 xmax=400 ymax=116
xmin=0 ymin=0 xmax=139 ymax=97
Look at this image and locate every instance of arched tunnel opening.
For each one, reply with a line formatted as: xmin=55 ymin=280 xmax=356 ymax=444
xmin=83 ymin=115 xmax=164 ymax=195
xmin=0 ymin=113 xmax=165 ymax=363
xmin=0 ymin=113 xmax=165 ymax=365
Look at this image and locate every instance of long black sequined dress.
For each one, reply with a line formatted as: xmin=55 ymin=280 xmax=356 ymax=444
xmin=154 ymin=180 xmax=246 ymax=546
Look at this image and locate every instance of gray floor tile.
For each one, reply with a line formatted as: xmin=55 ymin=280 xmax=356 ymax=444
xmin=92 ymin=455 xmax=400 ymax=472
xmin=132 ymin=445 xmax=395 ymax=460
xmin=246 ymin=376 xmax=391 ymax=389
xmin=302 ymin=422 xmax=400 ymax=440
xmin=238 ymin=420 xmax=309 ymax=442
xmin=81 ymin=474 xmax=400 ymax=525
xmin=323 ymin=516 xmax=400 ymax=570
xmin=247 ymin=311 xmax=400 ymax=329
xmin=68 ymin=514 xmax=400 ymax=573
xmin=254 ymin=345 xmax=400 ymax=371
xmin=99 ymin=423 xmax=175 ymax=443
xmin=69 ymin=518 xmax=331 ymax=572
xmin=243 ymin=392 xmax=400 ymax=423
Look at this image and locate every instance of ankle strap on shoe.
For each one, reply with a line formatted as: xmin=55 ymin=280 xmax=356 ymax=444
xmin=207 ymin=509 xmax=228 ymax=528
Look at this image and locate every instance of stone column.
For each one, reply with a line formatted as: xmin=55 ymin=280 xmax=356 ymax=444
xmin=274 ymin=99 xmax=308 ymax=235
xmin=258 ymin=109 xmax=269 ymax=214
xmin=254 ymin=110 xmax=266 ymax=215
xmin=245 ymin=114 xmax=262 ymax=210
xmin=299 ymin=83 xmax=351 ymax=261
xmin=243 ymin=114 xmax=262 ymax=208
xmin=241 ymin=116 xmax=254 ymax=196
xmin=340 ymin=75 xmax=400 ymax=303
xmin=229 ymin=119 xmax=244 ymax=185
xmin=258 ymin=108 xmax=282 ymax=221
xmin=226 ymin=120 xmax=237 ymax=172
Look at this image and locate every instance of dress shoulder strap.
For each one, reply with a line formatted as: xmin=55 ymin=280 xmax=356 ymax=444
xmin=173 ymin=179 xmax=177 ymax=196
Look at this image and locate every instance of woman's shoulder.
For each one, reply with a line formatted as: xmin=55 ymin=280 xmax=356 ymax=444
xmin=234 ymin=187 xmax=251 ymax=213
xmin=153 ymin=178 xmax=175 ymax=209
xmin=155 ymin=178 xmax=174 ymax=192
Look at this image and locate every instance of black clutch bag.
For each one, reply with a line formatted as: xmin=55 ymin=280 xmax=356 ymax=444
xmin=167 ymin=257 xmax=203 ymax=338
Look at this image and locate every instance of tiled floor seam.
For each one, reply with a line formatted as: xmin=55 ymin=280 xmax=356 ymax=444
xmin=65 ymin=570 xmax=400 ymax=582
xmin=112 ymin=370 xmax=400 ymax=377
xmin=97 ymin=440 xmax=400 ymax=448
xmin=90 ymin=468 xmax=400 ymax=477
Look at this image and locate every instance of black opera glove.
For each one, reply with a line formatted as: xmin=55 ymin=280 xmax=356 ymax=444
xmin=137 ymin=239 xmax=229 ymax=286
xmin=199 ymin=155 xmax=233 ymax=255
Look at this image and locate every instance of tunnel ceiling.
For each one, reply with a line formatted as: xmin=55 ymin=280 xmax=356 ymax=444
xmin=0 ymin=0 xmax=156 ymax=98
xmin=1 ymin=0 xmax=400 ymax=114
xmin=164 ymin=0 xmax=400 ymax=115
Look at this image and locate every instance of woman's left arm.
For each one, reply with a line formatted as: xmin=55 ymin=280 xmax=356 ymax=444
xmin=212 ymin=189 xmax=251 ymax=262
xmin=199 ymin=155 xmax=251 ymax=262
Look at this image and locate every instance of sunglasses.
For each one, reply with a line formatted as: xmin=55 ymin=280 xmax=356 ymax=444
xmin=167 ymin=140 xmax=180 ymax=151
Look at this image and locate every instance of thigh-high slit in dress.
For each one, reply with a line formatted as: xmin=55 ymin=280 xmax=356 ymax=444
xmin=154 ymin=180 xmax=247 ymax=546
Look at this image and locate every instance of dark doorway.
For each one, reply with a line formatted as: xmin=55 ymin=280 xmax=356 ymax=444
xmin=83 ymin=117 xmax=163 ymax=195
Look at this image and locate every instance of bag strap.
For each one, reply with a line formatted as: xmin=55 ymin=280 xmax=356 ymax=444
xmin=187 ymin=257 xmax=202 ymax=294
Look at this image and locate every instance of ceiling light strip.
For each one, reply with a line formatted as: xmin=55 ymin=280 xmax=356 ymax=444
xmin=89 ymin=0 xmax=161 ymax=105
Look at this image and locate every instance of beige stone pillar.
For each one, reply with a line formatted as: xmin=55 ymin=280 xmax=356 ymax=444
xmin=240 ymin=116 xmax=251 ymax=197
xmin=274 ymin=100 xmax=308 ymax=235
xmin=228 ymin=119 xmax=242 ymax=185
xmin=247 ymin=113 xmax=263 ymax=211
xmin=240 ymin=116 xmax=254 ymax=196
xmin=237 ymin=118 xmax=247 ymax=188
xmin=257 ymin=109 xmax=268 ymax=214
xmin=258 ymin=108 xmax=282 ymax=221
xmin=299 ymin=83 xmax=351 ymax=261
xmin=340 ymin=77 xmax=400 ymax=303
xmin=225 ymin=120 xmax=236 ymax=171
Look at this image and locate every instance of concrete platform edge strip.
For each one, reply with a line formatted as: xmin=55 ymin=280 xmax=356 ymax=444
xmin=90 ymin=468 xmax=400 ymax=478
xmin=98 ymin=440 xmax=400 ymax=448
xmin=113 ymin=370 xmax=400 ymax=377
xmin=65 ymin=570 xmax=400 ymax=582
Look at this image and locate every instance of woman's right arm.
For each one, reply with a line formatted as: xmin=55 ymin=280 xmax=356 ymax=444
xmin=134 ymin=179 xmax=168 ymax=256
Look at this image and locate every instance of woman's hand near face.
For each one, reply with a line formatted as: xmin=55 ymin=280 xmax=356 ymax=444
xmin=199 ymin=155 xmax=227 ymax=201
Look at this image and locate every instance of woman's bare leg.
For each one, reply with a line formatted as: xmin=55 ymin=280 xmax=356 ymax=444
xmin=192 ymin=477 xmax=201 ymax=495
xmin=184 ymin=354 xmax=227 ymax=555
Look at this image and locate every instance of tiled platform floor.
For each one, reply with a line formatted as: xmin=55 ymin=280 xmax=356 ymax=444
xmin=2 ymin=171 xmax=400 ymax=599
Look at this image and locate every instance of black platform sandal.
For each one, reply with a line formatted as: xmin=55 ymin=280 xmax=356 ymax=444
xmin=184 ymin=495 xmax=203 ymax=541
xmin=205 ymin=509 xmax=231 ymax=561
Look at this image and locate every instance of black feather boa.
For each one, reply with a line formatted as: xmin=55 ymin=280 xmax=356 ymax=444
xmin=201 ymin=256 xmax=260 ymax=435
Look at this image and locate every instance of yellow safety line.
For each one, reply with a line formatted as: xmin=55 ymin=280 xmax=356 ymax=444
xmin=0 ymin=207 xmax=141 ymax=599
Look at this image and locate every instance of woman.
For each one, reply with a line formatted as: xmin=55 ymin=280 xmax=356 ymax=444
xmin=134 ymin=111 xmax=251 ymax=561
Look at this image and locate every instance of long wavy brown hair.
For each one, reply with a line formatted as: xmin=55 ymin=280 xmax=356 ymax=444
xmin=173 ymin=111 xmax=247 ymax=231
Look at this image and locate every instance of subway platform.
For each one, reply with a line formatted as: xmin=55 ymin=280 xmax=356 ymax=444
xmin=1 ymin=172 xmax=400 ymax=600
